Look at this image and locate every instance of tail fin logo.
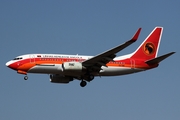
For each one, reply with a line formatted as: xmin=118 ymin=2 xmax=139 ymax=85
xmin=144 ymin=42 xmax=155 ymax=55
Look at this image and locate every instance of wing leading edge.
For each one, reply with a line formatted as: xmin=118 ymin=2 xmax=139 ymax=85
xmin=82 ymin=28 xmax=141 ymax=71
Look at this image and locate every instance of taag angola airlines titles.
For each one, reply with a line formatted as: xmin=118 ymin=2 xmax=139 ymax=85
xmin=6 ymin=27 xmax=175 ymax=87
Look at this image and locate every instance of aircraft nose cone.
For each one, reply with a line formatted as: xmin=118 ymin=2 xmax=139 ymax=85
xmin=5 ymin=61 xmax=17 ymax=70
xmin=6 ymin=61 xmax=11 ymax=67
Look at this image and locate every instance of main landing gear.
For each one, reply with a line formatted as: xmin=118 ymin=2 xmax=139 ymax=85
xmin=24 ymin=76 xmax=28 ymax=80
xmin=79 ymin=75 xmax=94 ymax=87
xmin=80 ymin=80 xmax=87 ymax=87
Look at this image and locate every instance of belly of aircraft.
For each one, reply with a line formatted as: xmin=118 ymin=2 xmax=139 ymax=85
xmin=28 ymin=64 xmax=63 ymax=74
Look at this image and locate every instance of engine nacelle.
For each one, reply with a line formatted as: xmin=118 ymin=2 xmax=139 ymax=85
xmin=50 ymin=74 xmax=73 ymax=83
xmin=62 ymin=62 xmax=83 ymax=72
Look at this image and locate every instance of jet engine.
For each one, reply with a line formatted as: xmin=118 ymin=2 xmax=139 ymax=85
xmin=50 ymin=74 xmax=73 ymax=83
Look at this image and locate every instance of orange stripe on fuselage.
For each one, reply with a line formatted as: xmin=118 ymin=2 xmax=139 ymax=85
xmin=107 ymin=58 xmax=158 ymax=69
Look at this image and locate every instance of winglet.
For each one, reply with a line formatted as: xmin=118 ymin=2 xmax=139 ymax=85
xmin=131 ymin=28 xmax=142 ymax=41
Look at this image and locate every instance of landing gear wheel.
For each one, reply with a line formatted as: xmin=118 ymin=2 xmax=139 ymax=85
xmin=88 ymin=75 xmax=94 ymax=81
xmin=24 ymin=76 xmax=28 ymax=80
xmin=80 ymin=81 xmax=87 ymax=87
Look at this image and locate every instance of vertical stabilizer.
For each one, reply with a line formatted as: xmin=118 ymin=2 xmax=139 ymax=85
xmin=131 ymin=27 xmax=163 ymax=60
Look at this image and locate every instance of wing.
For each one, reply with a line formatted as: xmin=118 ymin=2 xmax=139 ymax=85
xmin=82 ymin=28 xmax=141 ymax=72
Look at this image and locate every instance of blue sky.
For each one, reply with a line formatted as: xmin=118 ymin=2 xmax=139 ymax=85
xmin=0 ymin=0 xmax=179 ymax=120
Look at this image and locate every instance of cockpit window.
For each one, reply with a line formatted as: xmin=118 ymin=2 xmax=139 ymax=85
xmin=13 ymin=57 xmax=23 ymax=60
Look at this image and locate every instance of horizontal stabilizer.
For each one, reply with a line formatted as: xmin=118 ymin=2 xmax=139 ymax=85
xmin=145 ymin=52 xmax=175 ymax=65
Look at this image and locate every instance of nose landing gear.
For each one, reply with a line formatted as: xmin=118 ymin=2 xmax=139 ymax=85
xmin=24 ymin=76 xmax=28 ymax=80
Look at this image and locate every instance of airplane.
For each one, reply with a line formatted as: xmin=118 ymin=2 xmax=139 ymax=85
xmin=6 ymin=27 xmax=175 ymax=87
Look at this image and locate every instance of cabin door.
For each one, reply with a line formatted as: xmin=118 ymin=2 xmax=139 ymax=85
xmin=130 ymin=59 xmax=135 ymax=69
xmin=30 ymin=55 xmax=35 ymax=63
